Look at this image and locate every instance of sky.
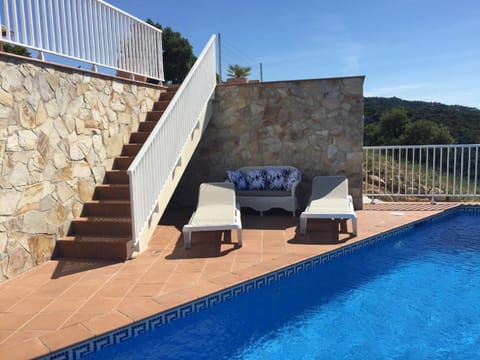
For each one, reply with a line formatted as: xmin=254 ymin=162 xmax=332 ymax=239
xmin=107 ymin=0 xmax=480 ymax=109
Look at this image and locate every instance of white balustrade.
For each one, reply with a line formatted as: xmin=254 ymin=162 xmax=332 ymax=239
xmin=0 ymin=0 xmax=163 ymax=80
xmin=128 ymin=35 xmax=217 ymax=248
xmin=364 ymin=144 xmax=480 ymax=201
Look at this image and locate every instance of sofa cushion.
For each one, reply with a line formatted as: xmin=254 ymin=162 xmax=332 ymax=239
xmin=266 ymin=168 xmax=288 ymax=190
xmin=246 ymin=169 xmax=267 ymax=190
xmin=236 ymin=190 xmax=290 ymax=197
xmin=226 ymin=170 xmax=247 ymax=190
xmin=284 ymin=168 xmax=301 ymax=191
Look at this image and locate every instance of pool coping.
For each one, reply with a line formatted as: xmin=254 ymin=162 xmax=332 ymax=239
xmin=39 ymin=205 xmax=479 ymax=359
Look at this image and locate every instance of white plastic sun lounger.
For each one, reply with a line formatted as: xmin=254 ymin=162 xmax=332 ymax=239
xmin=300 ymin=176 xmax=357 ymax=235
xmin=183 ymin=182 xmax=243 ymax=249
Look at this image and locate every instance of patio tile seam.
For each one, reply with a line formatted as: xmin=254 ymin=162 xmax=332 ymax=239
xmin=0 ymin=270 xmax=96 ymax=345
xmin=155 ymin=261 xmax=181 ymax=295
xmin=55 ymin=265 xmax=132 ymax=331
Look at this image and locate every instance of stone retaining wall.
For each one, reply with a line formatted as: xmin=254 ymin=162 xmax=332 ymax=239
xmin=0 ymin=54 xmax=161 ymax=280
xmin=174 ymin=77 xmax=364 ymax=211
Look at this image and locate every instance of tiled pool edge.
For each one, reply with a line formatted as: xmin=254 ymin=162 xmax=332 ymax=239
xmin=41 ymin=205 xmax=479 ymax=360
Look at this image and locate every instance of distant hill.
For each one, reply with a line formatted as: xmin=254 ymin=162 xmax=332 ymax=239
xmin=364 ymin=97 xmax=480 ymax=145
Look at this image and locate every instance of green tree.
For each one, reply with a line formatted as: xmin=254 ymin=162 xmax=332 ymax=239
xmin=364 ymin=123 xmax=380 ymax=146
xmin=364 ymin=96 xmax=480 ymax=143
xmin=376 ymin=107 xmax=409 ymax=145
xmin=2 ymin=43 xmax=31 ymax=57
xmin=363 ymin=106 xmax=456 ymax=146
xmin=146 ymin=19 xmax=196 ymax=84
xmin=401 ymin=120 xmax=454 ymax=145
xmin=227 ymin=64 xmax=251 ymax=78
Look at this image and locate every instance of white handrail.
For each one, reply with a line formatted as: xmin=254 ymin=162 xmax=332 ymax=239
xmin=128 ymin=35 xmax=217 ymax=248
xmin=364 ymin=144 xmax=480 ymax=201
xmin=0 ymin=0 xmax=164 ymax=81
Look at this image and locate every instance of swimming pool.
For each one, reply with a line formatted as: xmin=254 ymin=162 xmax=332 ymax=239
xmin=55 ymin=208 xmax=480 ymax=359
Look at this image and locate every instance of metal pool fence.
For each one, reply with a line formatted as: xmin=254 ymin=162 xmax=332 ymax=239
xmin=363 ymin=144 xmax=480 ymax=202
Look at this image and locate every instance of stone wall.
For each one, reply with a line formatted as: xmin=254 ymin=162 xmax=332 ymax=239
xmin=0 ymin=54 xmax=161 ymax=280
xmin=174 ymin=77 xmax=364 ymax=210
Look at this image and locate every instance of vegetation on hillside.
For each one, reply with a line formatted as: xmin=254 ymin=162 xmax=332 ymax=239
xmin=146 ymin=19 xmax=196 ymax=84
xmin=364 ymin=97 xmax=480 ymax=146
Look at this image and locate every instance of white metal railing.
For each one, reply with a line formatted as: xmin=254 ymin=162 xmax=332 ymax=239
xmin=128 ymin=34 xmax=217 ymax=248
xmin=364 ymin=144 xmax=480 ymax=201
xmin=0 ymin=0 xmax=164 ymax=80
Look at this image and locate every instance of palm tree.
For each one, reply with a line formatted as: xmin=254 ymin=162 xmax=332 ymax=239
xmin=227 ymin=64 xmax=251 ymax=78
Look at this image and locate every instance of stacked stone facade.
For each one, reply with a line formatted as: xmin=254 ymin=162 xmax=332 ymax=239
xmin=174 ymin=77 xmax=364 ymax=210
xmin=0 ymin=55 xmax=161 ymax=280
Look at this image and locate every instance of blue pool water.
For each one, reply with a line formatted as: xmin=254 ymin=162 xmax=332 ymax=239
xmin=91 ymin=212 xmax=480 ymax=359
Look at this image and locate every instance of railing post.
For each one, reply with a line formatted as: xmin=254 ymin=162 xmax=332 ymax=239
xmin=431 ymin=147 xmax=436 ymax=204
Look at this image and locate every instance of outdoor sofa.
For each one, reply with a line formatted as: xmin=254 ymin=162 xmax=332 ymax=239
xmin=226 ymin=165 xmax=301 ymax=216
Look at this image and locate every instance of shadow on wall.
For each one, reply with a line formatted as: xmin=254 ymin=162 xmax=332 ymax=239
xmin=171 ymin=76 xmax=365 ymax=211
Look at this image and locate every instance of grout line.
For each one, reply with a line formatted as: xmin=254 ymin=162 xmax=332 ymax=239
xmin=56 ymin=263 xmax=129 ymax=330
xmin=113 ymin=225 xmax=182 ymax=305
xmin=260 ymin=230 xmax=264 ymax=264
xmin=0 ymin=264 xmax=94 ymax=345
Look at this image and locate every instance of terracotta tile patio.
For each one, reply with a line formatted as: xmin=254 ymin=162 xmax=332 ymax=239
xmin=0 ymin=202 xmax=463 ymax=359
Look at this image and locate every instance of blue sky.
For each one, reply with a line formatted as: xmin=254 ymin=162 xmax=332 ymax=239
xmin=108 ymin=0 xmax=479 ymax=109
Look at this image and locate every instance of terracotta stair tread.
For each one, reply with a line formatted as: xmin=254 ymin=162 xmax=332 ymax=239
xmin=93 ymin=184 xmax=130 ymax=201
xmin=105 ymin=170 xmax=129 ymax=184
xmin=146 ymin=111 xmax=164 ymax=122
xmin=94 ymin=184 xmax=130 ymax=190
xmin=70 ymin=217 xmax=132 ymax=236
xmin=153 ymin=100 xmax=170 ymax=111
xmin=72 ymin=216 xmax=132 ymax=222
xmin=59 ymin=236 xmax=131 ymax=243
xmin=56 ymin=236 xmax=132 ymax=260
xmin=84 ymin=200 xmax=130 ymax=205
xmin=113 ymin=156 xmax=135 ymax=170
xmin=138 ymin=121 xmax=156 ymax=132
xmin=121 ymin=143 xmax=143 ymax=156
xmin=129 ymin=132 xmax=150 ymax=144
xmin=82 ymin=200 xmax=130 ymax=217
xmin=160 ymin=91 xmax=176 ymax=101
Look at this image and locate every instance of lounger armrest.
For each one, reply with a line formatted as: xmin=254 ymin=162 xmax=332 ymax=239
xmin=348 ymin=195 xmax=354 ymax=210
xmin=186 ymin=211 xmax=196 ymax=226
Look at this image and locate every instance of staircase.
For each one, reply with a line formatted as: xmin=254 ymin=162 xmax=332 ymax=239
xmin=55 ymin=87 xmax=178 ymax=260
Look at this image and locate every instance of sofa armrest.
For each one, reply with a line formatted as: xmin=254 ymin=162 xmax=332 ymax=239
xmin=290 ymin=179 xmax=301 ymax=195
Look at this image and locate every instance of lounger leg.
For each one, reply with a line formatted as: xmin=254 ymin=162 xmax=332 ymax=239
xmin=352 ymin=218 xmax=358 ymax=236
xmin=183 ymin=230 xmax=191 ymax=249
xmin=300 ymin=217 xmax=307 ymax=234
xmin=237 ymin=229 xmax=243 ymax=247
